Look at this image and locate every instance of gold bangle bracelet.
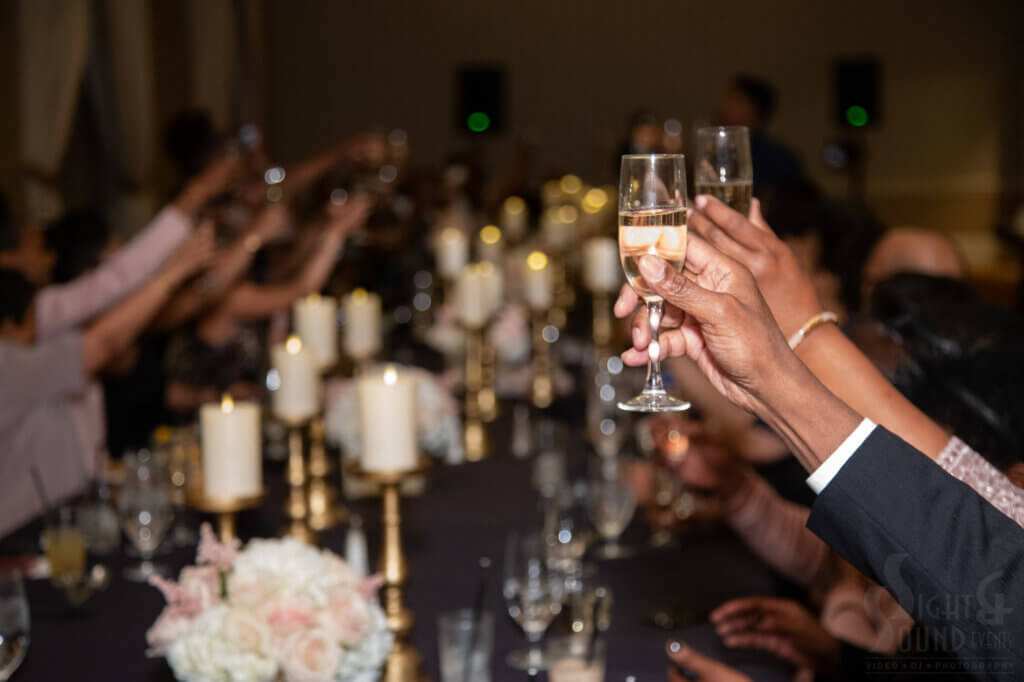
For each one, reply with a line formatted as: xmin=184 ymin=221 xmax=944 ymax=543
xmin=788 ymin=311 xmax=839 ymax=350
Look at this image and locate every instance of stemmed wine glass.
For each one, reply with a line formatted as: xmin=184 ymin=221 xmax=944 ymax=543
xmin=617 ymin=154 xmax=690 ymax=412
xmin=694 ymin=126 xmax=753 ymax=215
xmin=504 ymin=532 xmax=563 ymax=671
xmin=118 ymin=451 xmax=174 ymax=581
xmin=587 ymin=477 xmax=637 ymax=559
xmin=0 ymin=569 xmax=29 ymax=681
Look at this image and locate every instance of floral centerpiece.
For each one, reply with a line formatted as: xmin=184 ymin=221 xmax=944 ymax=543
xmin=147 ymin=525 xmax=392 ymax=682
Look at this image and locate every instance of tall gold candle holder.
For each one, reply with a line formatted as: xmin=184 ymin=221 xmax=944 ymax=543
xmin=281 ymin=417 xmax=316 ymax=544
xmin=548 ymin=255 xmax=570 ymax=329
xmin=306 ymin=417 xmax=347 ymax=531
xmin=478 ymin=332 xmax=498 ymax=423
xmin=345 ymin=457 xmax=430 ymax=682
xmin=463 ymin=326 xmax=489 ymax=461
xmin=192 ymin=492 xmax=265 ymax=545
xmin=531 ymin=311 xmax=554 ymax=409
xmin=592 ymin=292 xmax=613 ymax=359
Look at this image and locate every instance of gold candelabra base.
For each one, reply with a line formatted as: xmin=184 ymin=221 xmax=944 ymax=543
xmin=531 ymin=311 xmax=554 ymax=408
xmin=592 ymin=292 xmax=613 ymax=357
xmin=192 ymin=492 xmax=266 ymax=544
xmin=345 ymin=457 xmax=431 ymax=682
xmin=307 ymin=417 xmax=347 ymax=531
xmin=280 ymin=417 xmax=316 ymax=544
xmin=464 ymin=327 xmax=489 ymax=461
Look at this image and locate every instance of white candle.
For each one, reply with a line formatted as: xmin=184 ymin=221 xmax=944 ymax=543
xmin=343 ymin=288 xmax=382 ymax=361
xmin=293 ymin=294 xmax=338 ymax=370
xmin=478 ymin=260 xmax=505 ymax=317
xmin=200 ymin=395 xmax=262 ymax=500
xmin=541 ymin=179 xmax=565 ymax=207
xmin=524 ymin=250 xmax=552 ymax=310
xmin=542 ymin=205 xmax=577 ymax=252
xmin=477 ymin=225 xmax=503 ymax=263
xmin=358 ymin=366 xmax=417 ymax=472
xmin=458 ymin=264 xmax=488 ymax=329
xmin=435 ymin=227 xmax=468 ymax=279
xmin=583 ymin=237 xmax=622 ymax=294
xmin=499 ymin=196 xmax=528 ymax=242
xmin=271 ymin=336 xmax=321 ymax=422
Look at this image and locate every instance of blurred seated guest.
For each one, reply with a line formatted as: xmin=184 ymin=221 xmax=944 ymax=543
xmin=716 ymin=74 xmax=803 ymax=192
xmin=615 ymin=110 xmax=661 ymax=173
xmin=860 ymin=227 xmax=966 ymax=309
xmin=164 ymin=196 xmax=371 ymax=412
xmin=0 ymin=230 xmax=213 ymax=537
xmin=0 ymin=191 xmax=55 ymax=286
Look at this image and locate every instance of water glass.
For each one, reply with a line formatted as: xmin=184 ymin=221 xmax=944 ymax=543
xmin=504 ymin=533 xmax=562 ymax=671
xmin=547 ymin=635 xmax=605 ymax=682
xmin=544 ymin=484 xmax=590 ymax=576
xmin=438 ymin=609 xmax=494 ymax=682
xmin=41 ymin=507 xmax=86 ymax=589
xmin=587 ymin=479 xmax=636 ymax=559
xmin=0 ymin=570 xmax=29 ymax=681
xmin=119 ymin=450 xmax=174 ymax=581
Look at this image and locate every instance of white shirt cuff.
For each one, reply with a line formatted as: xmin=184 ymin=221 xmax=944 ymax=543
xmin=806 ymin=419 xmax=877 ymax=494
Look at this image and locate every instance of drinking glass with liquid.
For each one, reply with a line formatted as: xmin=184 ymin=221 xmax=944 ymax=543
xmin=0 ymin=569 xmax=29 ymax=681
xmin=694 ymin=126 xmax=753 ymax=216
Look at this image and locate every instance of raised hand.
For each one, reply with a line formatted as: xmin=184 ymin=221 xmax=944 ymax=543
xmin=325 ymin=194 xmax=373 ymax=240
xmin=688 ymin=194 xmax=821 ymax=339
xmin=165 ymin=222 xmax=216 ymax=282
xmin=710 ymin=596 xmax=841 ymax=674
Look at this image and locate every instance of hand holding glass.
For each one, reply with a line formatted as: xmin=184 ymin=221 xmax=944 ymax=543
xmin=694 ymin=126 xmax=753 ymax=216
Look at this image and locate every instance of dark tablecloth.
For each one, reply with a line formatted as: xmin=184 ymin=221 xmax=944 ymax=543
xmin=9 ymin=405 xmax=794 ymax=682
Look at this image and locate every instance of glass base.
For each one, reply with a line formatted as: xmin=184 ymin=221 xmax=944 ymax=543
xmin=506 ymin=646 xmax=546 ymax=671
xmin=593 ymin=542 xmax=634 ymax=559
xmin=618 ymin=391 xmax=690 ymax=413
xmin=123 ymin=560 xmax=166 ymax=582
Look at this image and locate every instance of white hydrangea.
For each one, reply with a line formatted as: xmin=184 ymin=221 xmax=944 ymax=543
xmin=166 ymin=606 xmax=278 ymax=682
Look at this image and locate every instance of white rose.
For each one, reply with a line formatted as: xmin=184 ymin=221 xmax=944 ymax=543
xmin=280 ymin=628 xmax=341 ymax=682
xmin=334 ymin=605 xmax=392 ymax=682
xmin=165 ymin=607 xmax=278 ymax=682
xmin=223 ymin=608 xmax=273 ymax=658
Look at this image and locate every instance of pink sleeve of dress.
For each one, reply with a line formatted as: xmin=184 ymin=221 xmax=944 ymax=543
xmin=726 ymin=471 xmax=831 ymax=587
xmin=937 ymin=436 xmax=1024 ymax=528
xmin=34 ymin=206 xmax=191 ymax=341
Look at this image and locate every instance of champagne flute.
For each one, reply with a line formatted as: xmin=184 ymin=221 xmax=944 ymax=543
xmin=694 ymin=126 xmax=753 ymax=216
xmin=617 ymin=154 xmax=690 ymax=412
xmin=587 ymin=478 xmax=637 ymax=559
xmin=504 ymin=533 xmax=562 ymax=671
xmin=118 ymin=451 xmax=173 ymax=581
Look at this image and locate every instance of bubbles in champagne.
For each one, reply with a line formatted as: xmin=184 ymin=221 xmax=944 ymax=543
xmin=618 ymin=208 xmax=687 ymax=301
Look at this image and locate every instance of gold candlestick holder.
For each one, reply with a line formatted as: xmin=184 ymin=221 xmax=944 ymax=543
xmin=531 ymin=310 xmax=554 ymax=408
xmin=548 ymin=255 xmax=570 ymax=329
xmin=592 ymin=292 xmax=613 ymax=358
xmin=478 ymin=331 xmax=499 ymax=423
xmin=463 ymin=326 xmax=489 ymax=461
xmin=192 ymin=492 xmax=265 ymax=544
xmin=345 ymin=457 xmax=431 ymax=682
xmin=306 ymin=417 xmax=347 ymax=531
xmin=280 ymin=416 xmax=316 ymax=544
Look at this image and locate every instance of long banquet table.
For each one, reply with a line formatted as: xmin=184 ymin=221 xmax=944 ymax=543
xmin=9 ymin=405 xmax=794 ymax=682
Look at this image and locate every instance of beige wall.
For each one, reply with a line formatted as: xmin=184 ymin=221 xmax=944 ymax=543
xmin=263 ymin=0 xmax=1022 ymax=236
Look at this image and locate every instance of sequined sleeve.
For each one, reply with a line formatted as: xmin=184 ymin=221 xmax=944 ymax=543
xmin=937 ymin=436 xmax=1024 ymax=528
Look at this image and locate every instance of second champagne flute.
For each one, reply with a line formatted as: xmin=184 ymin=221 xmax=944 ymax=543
xmin=617 ymin=154 xmax=690 ymax=412
xmin=694 ymin=126 xmax=753 ymax=215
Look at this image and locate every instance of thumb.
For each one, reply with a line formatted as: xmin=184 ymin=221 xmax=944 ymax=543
xmin=639 ymin=254 xmax=720 ymax=321
xmin=667 ymin=640 xmax=739 ymax=680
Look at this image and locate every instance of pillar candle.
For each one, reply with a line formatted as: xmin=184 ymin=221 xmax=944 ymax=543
xmin=271 ymin=336 xmax=320 ymax=422
xmin=499 ymin=196 xmax=528 ymax=242
xmin=477 ymin=225 xmax=503 ymax=263
xmin=358 ymin=365 xmax=417 ymax=472
xmin=478 ymin=260 xmax=505 ymax=317
xmin=542 ymin=205 xmax=577 ymax=252
xmin=293 ymin=294 xmax=338 ymax=370
xmin=200 ymin=395 xmax=262 ymax=499
xmin=458 ymin=264 xmax=488 ymax=329
xmin=435 ymin=227 xmax=469 ymax=279
xmin=343 ymin=288 xmax=382 ymax=360
xmin=583 ymin=237 xmax=622 ymax=294
xmin=524 ymin=251 xmax=552 ymax=310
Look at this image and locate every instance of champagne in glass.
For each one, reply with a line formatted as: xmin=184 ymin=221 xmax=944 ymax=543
xmin=694 ymin=126 xmax=753 ymax=215
xmin=616 ymin=154 xmax=691 ymax=413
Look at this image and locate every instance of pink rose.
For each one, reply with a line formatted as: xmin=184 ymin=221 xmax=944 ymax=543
xmin=224 ymin=609 xmax=272 ymax=656
xmin=317 ymin=587 xmax=370 ymax=646
xmin=145 ymin=607 xmax=193 ymax=655
xmin=265 ymin=597 xmax=314 ymax=637
xmin=280 ymin=628 xmax=341 ymax=682
xmin=178 ymin=565 xmax=221 ymax=611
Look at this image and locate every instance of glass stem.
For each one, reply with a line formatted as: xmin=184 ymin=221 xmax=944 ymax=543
xmin=644 ymin=299 xmax=665 ymax=395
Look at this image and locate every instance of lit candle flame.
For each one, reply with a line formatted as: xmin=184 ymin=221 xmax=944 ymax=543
xmin=440 ymin=227 xmax=462 ymax=242
xmin=527 ymin=251 xmax=548 ymax=271
xmin=383 ymin=366 xmax=398 ymax=385
xmin=559 ymin=174 xmax=582 ymax=195
xmin=350 ymin=288 xmax=368 ymax=303
xmin=479 ymin=225 xmax=502 ymax=245
xmin=583 ymin=188 xmax=608 ymax=214
xmin=286 ymin=335 xmax=303 ymax=354
xmin=557 ymin=205 xmax=579 ymax=224
xmin=221 ymin=394 xmax=235 ymax=413
xmin=306 ymin=293 xmax=321 ymax=304
xmin=477 ymin=261 xmax=495 ymax=276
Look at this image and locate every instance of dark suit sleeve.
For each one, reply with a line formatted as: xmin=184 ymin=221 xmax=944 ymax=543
xmin=807 ymin=427 xmax=1024 ymax=680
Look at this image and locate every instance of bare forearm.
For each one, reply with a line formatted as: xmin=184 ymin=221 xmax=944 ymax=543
xmin=796 ymin=325 xmax=949 ymax=458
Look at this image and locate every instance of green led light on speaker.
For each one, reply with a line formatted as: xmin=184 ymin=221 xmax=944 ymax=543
xmin=846 ymin=105 xmax=869 ymax=127
xmin=467 ymin=111 xmax=491 ymax=132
